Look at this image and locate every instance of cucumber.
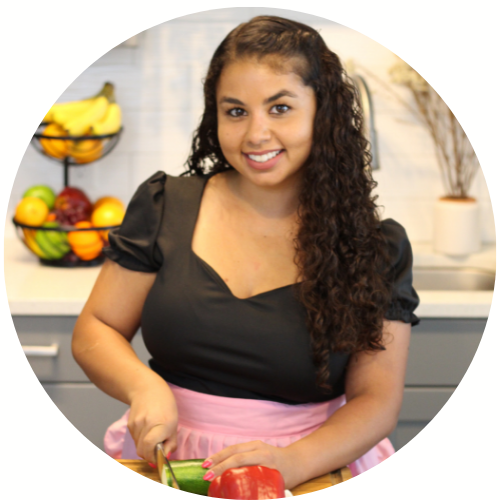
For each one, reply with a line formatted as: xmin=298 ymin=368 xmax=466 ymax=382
xmin=162 ymin=459 xmax=210 ymax=496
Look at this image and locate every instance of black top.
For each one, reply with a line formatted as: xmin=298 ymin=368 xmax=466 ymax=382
xmin=103 ymin=171 xmax=420 ymax=405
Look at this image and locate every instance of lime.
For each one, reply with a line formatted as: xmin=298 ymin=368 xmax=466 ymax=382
xmin=23 ymin=185 xmax=56 ymax=210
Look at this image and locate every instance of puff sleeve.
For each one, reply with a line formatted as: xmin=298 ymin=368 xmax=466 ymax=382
xmin=102 ymin=171 xmax=166 ymax=273
xmin=381 ymin=219 xmax=420 ymax=326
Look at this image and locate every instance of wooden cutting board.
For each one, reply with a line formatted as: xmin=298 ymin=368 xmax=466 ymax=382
xmin=117 ymin=459 xmax=351 ymax=495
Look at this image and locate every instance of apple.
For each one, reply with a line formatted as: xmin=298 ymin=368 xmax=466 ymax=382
xmin=23 ymin=185 xmax=56 ymax=210
xmin=54 ymin=186 xmax=92 ymax=225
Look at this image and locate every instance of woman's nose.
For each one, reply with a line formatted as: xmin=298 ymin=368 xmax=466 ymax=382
xmin=245 ymin=114 xmax=271 ymax=146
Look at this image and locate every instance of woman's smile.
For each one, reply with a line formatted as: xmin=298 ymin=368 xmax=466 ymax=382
xmin=216 ymin=58 xmax=316 ymax=188
xmin=243 ymin=149 xmax=285 ymax=170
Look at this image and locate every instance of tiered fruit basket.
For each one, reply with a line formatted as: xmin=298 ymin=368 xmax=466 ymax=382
xmin=13 ymin=217 xmax=120 ymax=267
xmin=13 ymin=82 xmax=125 ymax=267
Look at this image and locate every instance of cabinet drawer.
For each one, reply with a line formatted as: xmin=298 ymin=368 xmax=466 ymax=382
xmin=15 ymin=316 xmax=86 ymax=382
xmin=399 ymin=387 xmax=454 ymax=420
xmin=43 ymin=383 xmax=129 ymax=451
xmin=390 ymin=423 xmax=428 ymax=452
xmin=14 ymin=316 xmax=151 ymax=382
xmin=391 ymin=387 xmax=454 ymax=450
xmin=406 ymin=319 xmax=485 ymax=386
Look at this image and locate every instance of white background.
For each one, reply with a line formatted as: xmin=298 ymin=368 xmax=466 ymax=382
xmin=1 ymin=1 xmax=499 ymax=498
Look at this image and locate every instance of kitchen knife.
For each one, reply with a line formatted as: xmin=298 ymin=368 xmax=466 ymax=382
xmin=156 ymin=442 xmax=180 ymax=490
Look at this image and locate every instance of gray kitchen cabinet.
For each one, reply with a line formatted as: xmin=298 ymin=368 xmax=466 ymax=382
xmin=14 ymin=316 xmax=485 ymax=454
xmin=43 ymin=383 xmax=129 ymax=452
xmin=14 ymin=315 xmax=151 ymax=451
xmin=389 ymin=318 xmax=485 ymax=451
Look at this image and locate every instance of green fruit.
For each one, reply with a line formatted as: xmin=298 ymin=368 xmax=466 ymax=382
xmin=161 ymin=459 xmax=209 ymax=495
xmin=23 ymin=185 xmax=56 ymax=210
xmin=35 ymin=222 xmax=70 ymax=260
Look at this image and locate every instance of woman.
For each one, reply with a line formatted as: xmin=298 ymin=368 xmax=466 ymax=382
xmin=72 ymin=16 xmax=419 ymax=488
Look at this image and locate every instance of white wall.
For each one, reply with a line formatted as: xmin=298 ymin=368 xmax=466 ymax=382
xmin=6 ymin=7 xmax=495 ymax=244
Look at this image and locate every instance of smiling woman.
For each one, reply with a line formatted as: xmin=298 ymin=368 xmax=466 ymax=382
xmin=216 ymin=60 xmax=316 ymax=187
xmin=72 ymin=15 xmax=420 ymax=491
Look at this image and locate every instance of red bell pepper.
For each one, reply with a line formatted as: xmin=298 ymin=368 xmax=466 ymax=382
xmin=208 ymin=465 xmax=286 ymax=499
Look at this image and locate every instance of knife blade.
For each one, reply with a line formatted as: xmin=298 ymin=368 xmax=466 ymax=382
xmin=156 ymin=443 xmax=180 ymax=490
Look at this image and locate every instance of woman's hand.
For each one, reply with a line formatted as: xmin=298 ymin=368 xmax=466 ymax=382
xmin=127 ymin=382 xmax=179 ymax=464
xmin=202 ymin=441 xmax=298 ymax=489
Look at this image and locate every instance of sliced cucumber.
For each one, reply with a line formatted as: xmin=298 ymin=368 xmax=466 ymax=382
xmin=163 ymin=459 xmax=210 ymax=496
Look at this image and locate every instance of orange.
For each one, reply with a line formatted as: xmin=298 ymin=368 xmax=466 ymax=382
xmin=93 ymin=196 xmax=125 ymax=212
xmin=73 ymin=240 xmax=103 ymax=261
xmin=15 ymin=197 xmax=49 ymax=226
xmin=67 ymin=221 xmax=103 ymax=260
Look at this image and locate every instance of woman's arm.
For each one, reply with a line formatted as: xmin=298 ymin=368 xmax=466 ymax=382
xmin=203 ymin=319 xmax=410 ymax=488
xmin=72 ymin=259 xmax=178 ymax=462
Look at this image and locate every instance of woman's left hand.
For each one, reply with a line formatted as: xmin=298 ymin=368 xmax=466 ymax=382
xmin=202 ymin=441 xmax=297 ymax=489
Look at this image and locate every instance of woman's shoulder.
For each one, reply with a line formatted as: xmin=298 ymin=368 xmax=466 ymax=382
xmin=102 ymin=171 xmax=206 ymax=272
xmin=130 ymin=171 xmax=210 ymax=208
xmin=379 ymin=218 xmax=410 ymax=242
xmin=379 ymin=219 xmax=420 ymax=326
xmin=136 ymin=170 xmax=208 ymax=189
xmin=378 ymin=218 xmax=414 ymax=276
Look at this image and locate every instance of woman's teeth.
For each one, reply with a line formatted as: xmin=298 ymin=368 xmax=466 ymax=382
xmin=247 ymin=150 xmax=282 ymax=163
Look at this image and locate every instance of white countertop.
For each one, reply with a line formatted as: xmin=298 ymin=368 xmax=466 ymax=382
xmin=5 ymin=237 xmax=102 ymax=316
xmin=4 ymin=237 xmax=496 ymax=318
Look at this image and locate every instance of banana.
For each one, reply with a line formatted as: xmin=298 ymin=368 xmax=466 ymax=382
xmin=71 ymin=136 xmax=103 ymax=164
xmin=91 ymin=103 xmax=122 ymax=135
xmin=51 ymin=100 xmax=95 ymax=126
xmin=44 ymin=100 xmax=91 ymax=123
xmin=42 ymin=82 xmax=115 ymax=125
xmin=64 ymin=96 xmax=109 ymax=136
xmin=39 ymin=123 xmax=70 ymax=159
xmin=22 ymin=229 xmax=48 ymax=258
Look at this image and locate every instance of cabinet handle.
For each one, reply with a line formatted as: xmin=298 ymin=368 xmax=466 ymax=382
xmin=22 ymin=343 xmax=59 ymax=357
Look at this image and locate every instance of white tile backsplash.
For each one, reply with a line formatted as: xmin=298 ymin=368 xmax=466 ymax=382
xmin=6 ymin=8 xmax=495 ymax=244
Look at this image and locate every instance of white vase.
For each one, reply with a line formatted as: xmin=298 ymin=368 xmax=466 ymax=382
xmin=433 ymin=197 xmax=481 ymax=256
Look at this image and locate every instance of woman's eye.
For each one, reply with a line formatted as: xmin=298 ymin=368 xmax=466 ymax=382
xmin=271 ymin=104 xmax=290 ymax=114
xmin=227 ymin=108 xmax=246 ymax=117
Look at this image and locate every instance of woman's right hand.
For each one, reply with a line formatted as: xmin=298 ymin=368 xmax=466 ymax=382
xmin=72 ymin=261 xmax=178 ymax=463
xmin=127 ymin=381 xmax=179 ymax=464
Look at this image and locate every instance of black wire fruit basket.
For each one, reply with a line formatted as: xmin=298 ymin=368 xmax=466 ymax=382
xmin=31 ymin=123 xmax=123 ymax=187
xmin=13 ymin=119 xmax=124 ymax=267
xmin=13 ymin=218 xmax=121 ymax=268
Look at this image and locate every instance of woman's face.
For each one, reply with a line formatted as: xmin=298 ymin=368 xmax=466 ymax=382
xmin=216 ymin=58 xmax=316 ymax=189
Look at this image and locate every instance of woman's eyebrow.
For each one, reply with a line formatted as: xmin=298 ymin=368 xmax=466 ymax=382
xmin=264 ymin=90 xmax=298 ymax=104
xmin=219 ymin=90 xmax=298 ymax=106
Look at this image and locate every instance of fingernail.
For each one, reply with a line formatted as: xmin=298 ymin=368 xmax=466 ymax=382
xmin=203 ymin=471 xmax=214 ymax=481
xmin=166 ymin=452 xmax=171 ymax=459
xmin=148 ymin=462 xmax=157 ymax=469
xmin=201 ymin=459 xmax=213 ymax=468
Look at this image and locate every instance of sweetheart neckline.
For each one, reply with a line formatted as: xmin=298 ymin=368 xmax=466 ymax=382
xmin=190 ymin=173 xmax=299 ymax=301
xmin=191 ymin=249 xmax=296 ymax=301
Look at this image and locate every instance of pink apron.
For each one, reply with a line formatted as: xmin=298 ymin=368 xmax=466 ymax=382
xmin=105 ymin=383 xmax=394 ymax=477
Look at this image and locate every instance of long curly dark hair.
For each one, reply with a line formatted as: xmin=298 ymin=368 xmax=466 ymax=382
xmin=183 ymin=15 xmax=393 ymax=392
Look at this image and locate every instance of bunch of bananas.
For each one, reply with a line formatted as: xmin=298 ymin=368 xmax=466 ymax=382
xmin=40 ymin=82 xmax=122 ymax=164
